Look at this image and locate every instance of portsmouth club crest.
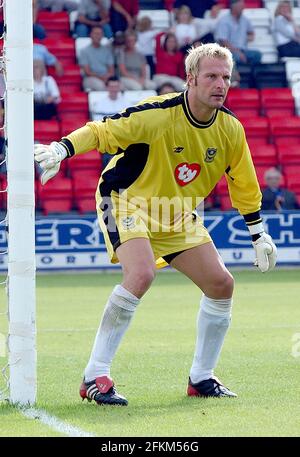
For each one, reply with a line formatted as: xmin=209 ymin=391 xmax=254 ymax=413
xmin=204 ymin=147 xmax=217 ymax=163
xmin=121 ymin=216 xmax=135 ymax=229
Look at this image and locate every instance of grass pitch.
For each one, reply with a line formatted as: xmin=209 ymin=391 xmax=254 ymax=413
xmin=0 ymin=269 xmax=300 ymax=437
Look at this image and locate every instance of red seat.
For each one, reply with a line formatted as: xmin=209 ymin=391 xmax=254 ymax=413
xmin=60 ymin=118 xmax=88 ymax=138
xmin=37 ymin=11 xmax=70 ymax=39
xmin=233 ymin=108 xmax=260 ymax=118
xmin=58 ymin=92 xmax=89 ymax=119
xmin=73 ymin=174 xmax=99 ymax=214
xmin=277 ymin=143 xmax=300 ymax=164
xmin=283 ymin=165 xmax=300 ymax=193
xmin=248 ymin=0 xmax=262 ymax=5
xmin=41 ymin=38 xmax=76 ymax=66
xmin=275 ymin=137 xmax=300 ymax=145
xmin=47 ymin=65 xmax=82 ymax=92
xmin=250 ymin=144 xmax=277 ymax=166
xmin=226 ymin=88 xmax=260 ymax=117
xmin=68 ymin=150 xmax=102 ymax=173
xmin=38 ymin=177 xmax=73 ymax=214
xmin=71 ymin=169 xmax=100 ymax=182
xmin=269 ymin=117 xmax=300 ymax=141
xmin=219 ymin=195 xmax=233 ymax=211
xmin=34 ymin=120 xmax=60 ymax=143
xmin=239 ymin=116 xmax=270 ymax=142
xmin=247 ymin=137 xmax=269 ymax=147
xmin=215 ymin=176 xmax=228 ymax=195
xmin=261 ymin=88 xmax=295 ymax=117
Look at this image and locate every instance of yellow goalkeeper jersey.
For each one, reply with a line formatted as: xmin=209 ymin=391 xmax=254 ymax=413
xmin=62 ymin=91 xmax=262 ymax=218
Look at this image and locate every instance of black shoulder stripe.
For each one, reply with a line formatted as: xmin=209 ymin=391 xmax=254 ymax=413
xmin=220 ymin=105 xmax=237 ymax=119
xmin=103 ymin=93 xmax=184 ymax=122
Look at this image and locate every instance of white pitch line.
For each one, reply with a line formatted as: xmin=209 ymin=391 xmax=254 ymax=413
xmin=21 ymin=407 xmax=96 ymax=437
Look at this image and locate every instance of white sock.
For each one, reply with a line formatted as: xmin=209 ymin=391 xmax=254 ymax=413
xmin=84 ymin=284 xmax=140 ymax=382
xmin=190 ymin=294 xmax=232 ymax=384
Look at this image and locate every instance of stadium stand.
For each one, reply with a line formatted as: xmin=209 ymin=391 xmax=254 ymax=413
xmin=10 ymin=0 xmax=296 ymax=214
xmin=37 ymin=11 xmax=70 ymax=38
xmin=38 ymin=176 xmax=73 ymax=214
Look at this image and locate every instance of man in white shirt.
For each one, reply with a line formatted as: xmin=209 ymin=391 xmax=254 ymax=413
xmin=215 ymin=0 xmax=261 ymax=65
xmin=90 ymin=76 xmax=130 ymax=167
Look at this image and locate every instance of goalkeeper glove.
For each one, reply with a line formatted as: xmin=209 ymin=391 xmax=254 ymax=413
xmin=34 ymin=141 xmax=68 ymax=185
xmin=249 ymin=222 xmax=277 ymax=273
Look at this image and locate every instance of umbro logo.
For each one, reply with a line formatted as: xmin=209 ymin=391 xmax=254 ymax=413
xmin=173 ymin=146 xmax=184 ymax=153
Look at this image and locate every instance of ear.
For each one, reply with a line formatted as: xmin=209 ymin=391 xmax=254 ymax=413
xmin=186 ymin=73 xmax=195 ymax=88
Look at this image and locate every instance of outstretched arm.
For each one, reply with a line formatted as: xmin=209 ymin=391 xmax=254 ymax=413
xmin=226 ymin=124 xmax=277 ymax=273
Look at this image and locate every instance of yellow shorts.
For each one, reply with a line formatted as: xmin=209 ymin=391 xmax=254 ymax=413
xmin=96 ymin=192 xmax=212 ymax=269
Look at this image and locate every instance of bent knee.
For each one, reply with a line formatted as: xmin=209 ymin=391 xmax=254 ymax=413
xmin=206 ymin=271 xmax=234 ymax=299
xmin=123 ymin=264 xmax=156 ymax=298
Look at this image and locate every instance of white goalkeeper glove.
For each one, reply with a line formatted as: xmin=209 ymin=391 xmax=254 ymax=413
xmin=34 ymin=141 xmax=68 ymax=185
xmin=252 ymin=232 xmax=277 ymax=273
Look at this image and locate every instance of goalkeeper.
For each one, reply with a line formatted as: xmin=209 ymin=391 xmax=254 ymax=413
xmin=35 ymin=43 xmax=277 ymax=405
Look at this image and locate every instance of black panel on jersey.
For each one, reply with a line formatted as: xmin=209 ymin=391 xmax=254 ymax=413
xmin=98 ymin=143 xmax=150 ymax=251
xmin=103 ymin=93 xmax=184 ymax=123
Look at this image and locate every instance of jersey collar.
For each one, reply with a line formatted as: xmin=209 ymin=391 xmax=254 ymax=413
xmin=182 ymin=90 xmax=218 ymax=128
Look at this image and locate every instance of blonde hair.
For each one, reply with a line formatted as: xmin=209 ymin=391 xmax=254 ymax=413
xmin=177 ymin=5 xmax=193 ymax=21
xmin=275 ymin=1 xmax=292 ymax=17
xmin=185 ymin=43 xmax=234 ymax=80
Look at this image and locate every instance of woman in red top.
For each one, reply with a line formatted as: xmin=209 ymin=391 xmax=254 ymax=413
xmin=153 ymin=32 xmax=185 ymax=92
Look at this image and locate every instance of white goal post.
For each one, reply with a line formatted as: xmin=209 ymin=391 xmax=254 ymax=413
xmin=4 ymin=0 xmax=36 ymax=405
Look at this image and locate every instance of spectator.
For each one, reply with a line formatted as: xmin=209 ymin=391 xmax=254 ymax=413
xmin=112 ymin=30 xmax=126 ymax=64
xmin=193 ymin=2 xmax=222 ymax=43
xmin=215 ymin=0 xmax=262 ymax=65
xmin=75 ymin=0 xmax=112 ymax=38
xmin=136 ymin=16 xmax=157 ymax=78
xmin=79 ymin=26 xmax=115 ymax=91
xmin=33 ymin=59 xmax=61 ymax=120
xmin=153 ymin=32 xmax=185 ymax=91
xmin=90 ymin=76 xmax=130 ymax=167
xmin=33 ymin=43 xmax=64 ymax=76
xmin=172 ymin=5 xmax=198 ymax=51
xmin=33 ymin=0 xmax=47 ymax=39
xmin=118 ymin=30 xmax=156 ymax=90
xmin=273 ymin=0 xmax=300 ymax=58
xmin=173 ymin=0 xmax=218 ymax=19
xmin=110 ymin=0 xmax=139 ymax=33
xmin=261 ymin=167 xmax=299 ymax=211
xmin=157 ymin=82 xmax=177 ymax=95
xmin=38 ymin=0 xmax=78 ymax=12
xmin=90 ymin=76 xmax=130 ymax=120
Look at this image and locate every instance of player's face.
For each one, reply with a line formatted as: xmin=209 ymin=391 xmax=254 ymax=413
xmin=188 ymin=57 xmax=232 ymax=111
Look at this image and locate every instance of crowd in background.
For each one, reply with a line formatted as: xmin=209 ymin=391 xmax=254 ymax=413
xmin=1 ymin=0 xmax=300 ymax=212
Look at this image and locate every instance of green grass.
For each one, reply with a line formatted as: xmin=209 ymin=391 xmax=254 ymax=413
xmin=0 ymin=269 xmax=300 ymax=437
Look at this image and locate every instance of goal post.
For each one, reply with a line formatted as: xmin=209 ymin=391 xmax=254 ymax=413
xmin=5 ymin=0 xmax=36 ymax=405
